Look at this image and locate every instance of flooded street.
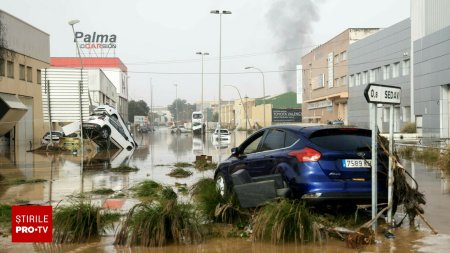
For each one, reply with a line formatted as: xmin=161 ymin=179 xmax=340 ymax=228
xmin=1 ymin=127 xmax=450 ymax=252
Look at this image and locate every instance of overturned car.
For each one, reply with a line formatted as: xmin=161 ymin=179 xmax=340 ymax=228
xmin=82 ymin=105 xmax=137 ymax=151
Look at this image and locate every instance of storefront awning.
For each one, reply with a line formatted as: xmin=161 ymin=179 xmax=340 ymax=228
xmin=0 ymin=93 xmax=28 ymax=136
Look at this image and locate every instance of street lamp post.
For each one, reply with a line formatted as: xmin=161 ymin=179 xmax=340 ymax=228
xmin=225 ymin=85 xmax=250 ymax=138
xmin=210 ymin=10 xmax=232 ymax=135
xmin=69 ymin=19 xmax=85 ymax=193
xmin=68 ymin=20 xmax=84 ymax=156
xmin=174 ymin=84 xmax=178 ymax=125
xmin=245 ymin=66 xmax=266 ymax=127
xmin=196 ymin=51 xmax=209 ymax=136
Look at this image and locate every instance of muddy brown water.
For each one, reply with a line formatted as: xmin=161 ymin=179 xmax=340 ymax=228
xmin=1 ymin=128 xmax=449 ymax=252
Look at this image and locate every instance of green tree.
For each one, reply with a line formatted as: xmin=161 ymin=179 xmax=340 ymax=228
xmin=168 ymin=99 xmax=196 ymax=122
xmin=128 ymin=100 xmax=150 ymax=122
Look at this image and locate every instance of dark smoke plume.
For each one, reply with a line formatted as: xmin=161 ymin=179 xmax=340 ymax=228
xmin=266 ymin=0 xmax=321 ymax=90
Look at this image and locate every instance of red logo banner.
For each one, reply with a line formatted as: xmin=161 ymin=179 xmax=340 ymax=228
xmin=11 ymin=206 xmax=52 ymax=243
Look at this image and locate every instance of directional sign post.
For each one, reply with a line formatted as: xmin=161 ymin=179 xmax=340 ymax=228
xmin=364 ymin=83 xmax=401 ymax=104
xmin=364 ymin=83 xmax=401 ymax=231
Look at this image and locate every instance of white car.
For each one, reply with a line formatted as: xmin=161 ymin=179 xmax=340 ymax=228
xmin=170 ymin=125 xmax=191 ymax=134
xmin=41 ymin=131 xmax=64 ymax=145
xmin=83 ymin=105 xmax=137 ymax=151
xmin=212 ymin=128 xmax=231 ymax=142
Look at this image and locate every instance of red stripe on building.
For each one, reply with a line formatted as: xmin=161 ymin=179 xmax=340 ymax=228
xmin=50 ymin=57 xmax=127 ymax=73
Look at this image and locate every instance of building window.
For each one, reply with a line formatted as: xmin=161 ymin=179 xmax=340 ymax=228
xmin=362 ymin=71 xmax=368 ymax=85
xmin=341 ymin=51 xmax=347 ymax=61
xmin=0 ymin=59 xmax=5 ymax=76
xmin=19 ymin=64 xmax=25 ymax=80
xmin=369 ymin=69 xmax=375 ymax=83
xmin=402 ymin=59 xmax=410 ymax=76
xmin=392 ymin=62 xmax=400 ymax=78
xmin=26 ymin=66 xmax=32 ymax=82
xmin=37 ymin=69 xmax=42 ymax=84
xmin=334 ymin=54 xmax=339 ymax=64
xmin=7 ymin=61 xmax=14 ymax=78
xmin=341 ymin=76 xmax=347 ymax=86
xmin=383 ymin=65 xmax=390 ymax=80
xmin=356 ymin=73 xmax=361 ymax=86
xmin=349 ymin=75 xmax=355 ymax=87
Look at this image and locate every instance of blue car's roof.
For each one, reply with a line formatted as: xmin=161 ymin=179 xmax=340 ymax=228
xmin=262 ymin=125 xmax=371 ymax=138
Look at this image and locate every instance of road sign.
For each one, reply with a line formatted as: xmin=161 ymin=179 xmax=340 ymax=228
xmin=364 ymin=83 xmax=401 ymax=104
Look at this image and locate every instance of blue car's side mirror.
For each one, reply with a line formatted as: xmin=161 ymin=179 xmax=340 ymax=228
xmin=231 ymin=147 xmax=239 ymax=156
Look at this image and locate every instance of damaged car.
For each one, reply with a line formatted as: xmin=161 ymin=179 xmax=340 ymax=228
xmin=83 ymin=105 xmax=137 ymax=151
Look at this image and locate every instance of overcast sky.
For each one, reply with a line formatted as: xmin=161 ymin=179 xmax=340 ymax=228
xmin=0 ymin=0 xmax=410 ymax=107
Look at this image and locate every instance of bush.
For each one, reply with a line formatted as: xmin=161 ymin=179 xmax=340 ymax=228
xmin=174 ymin=162 xmax=191 ymax=168
xmin=53 ymin=199 xmax=119 ymax=243
xmin=110 ymin=165 xmax=139 ymax=173
xmin=114 ymin=201 xmax=202 ymax=247
xmin=438 ymin=148 xmax=450 ymax=171
xmin=397 ymin=146 xmax=415 ymax=160
xmin=252 ymin=199 xmax=316 ymax=244
xmin=167 ymin=168 xmax=192 ymax=178
xmin=131 ymin=180 xmax=163 ymax=199
xmin=401 ymin=123 xmax=416 ymax=133
xmin=190 ymin=178 xmax=248 ymax=224
xmin=91 ymin=188 xmax=115 ymax=195
xmin=194 ymin=160 xmax=217 ymax=171
xmin=414 ymin=148 xmax=440 ymax=164
xmin=0 ymin=204 xmax=11 ymax=224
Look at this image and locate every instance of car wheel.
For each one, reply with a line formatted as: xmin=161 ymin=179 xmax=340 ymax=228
xmin=100 ymin=127 xmax=110 ymax=139
xmin=215 ymin=172 xmax=229 ymax=199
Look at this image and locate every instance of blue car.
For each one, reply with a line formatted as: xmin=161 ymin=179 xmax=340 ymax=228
xmin=214 ymin=125 xmax=389 ymax=206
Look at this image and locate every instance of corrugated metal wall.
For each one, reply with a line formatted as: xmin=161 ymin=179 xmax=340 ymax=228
xmin=41 ymin=68 xmax=90 ymax=122
xmin=411 ymin=0 xmax=450 ymax=41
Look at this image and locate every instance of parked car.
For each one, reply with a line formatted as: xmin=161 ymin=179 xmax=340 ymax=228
xmin=170 ymin=125 xmax=190 ymax=134
xmin=41 ymin=131 xmax=64 ymax=145
xmin=212 ymin=128 xmax=231 ymax=142
xmin=214 ymin=125 xmax=390 ymax=208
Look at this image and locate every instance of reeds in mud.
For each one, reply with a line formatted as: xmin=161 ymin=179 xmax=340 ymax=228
xmin=114 ymin=192 xmax=203 ymax=247
xmin=252 ymin=199 xmax=317 ymax=244
xmin=190 ymin=178 xmax=249 ymax=224
xmin=131 ymin=180 xmax=163 ymax=199
xmin=53 ymin=199 xmax=120 ymax=243
xmin=110 ymin=165 xmax=139 ymax=172
xmin=167 ymin=168 xmax=192 ymax=178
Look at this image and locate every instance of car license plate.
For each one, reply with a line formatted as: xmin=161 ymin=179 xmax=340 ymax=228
xmin=342 ymin=159 xmax=371 ymax=168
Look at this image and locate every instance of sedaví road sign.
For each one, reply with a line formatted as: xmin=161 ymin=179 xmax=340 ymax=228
xmin=364 ymin=83 xmax=401 ymax=104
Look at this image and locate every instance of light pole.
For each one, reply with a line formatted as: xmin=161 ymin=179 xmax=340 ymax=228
xmin=245 ymin=66 xmax=266 ymax=127
xmin=210 ymin=10 xmax=232 ymax=133
xmin=225 ymin=85 xmax=250 ymax=137
xmin=174 ymin=83 xmax=178 ymax=125
xmin=69 ymin=19 xmax=85 ymax=193
xmin=196 ymin=51 xmax=209 ymax=135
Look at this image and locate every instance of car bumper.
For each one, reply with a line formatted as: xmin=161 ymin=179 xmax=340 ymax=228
xmin=289 ymin=176 xmax=388 ymax=205
xmin=300 ymin=191 xmax=388 ymax=205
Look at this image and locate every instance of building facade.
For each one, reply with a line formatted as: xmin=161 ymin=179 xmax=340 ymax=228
xmin=300 ymin=28 xmax=379 ymax=124
xmin=0 ymin=10 xmax=50 ymax=153
xmin=411 ymin=0 xmax=450 ymax=138
xmin=50 ymin=57 xmax=129 ymax=121
xmin=348 ymin=19 xmax=411 ymax=132
xmin=41 ymin=68 xmax=118 ymax=129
